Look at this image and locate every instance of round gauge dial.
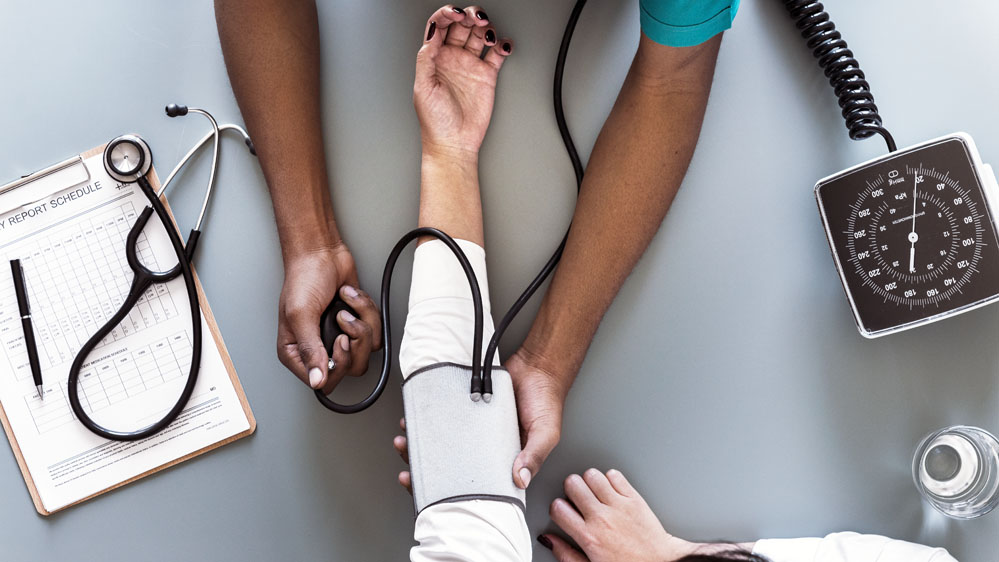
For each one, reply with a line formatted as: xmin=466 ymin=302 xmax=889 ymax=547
xmin=845 ymin=165 xmax=984 ymax=307
xmin=816 ymin=135 xmax=999 ymax=337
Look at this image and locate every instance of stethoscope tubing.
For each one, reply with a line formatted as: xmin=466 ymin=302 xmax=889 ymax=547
xmin=67 ymin=175 xmax=203 ymax=441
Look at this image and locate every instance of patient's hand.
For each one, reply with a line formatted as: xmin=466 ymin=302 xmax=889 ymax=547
xmin=542 ymin=469 xmax=694 ymax=562
xmin=414 ymin=5 xmax=513 ymax=159
xmin=541 ymin=469 xmax=756 ymax=562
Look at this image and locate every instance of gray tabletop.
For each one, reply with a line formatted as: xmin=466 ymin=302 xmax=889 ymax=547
xmin=1 ymin=1 xmax=997 ymax=560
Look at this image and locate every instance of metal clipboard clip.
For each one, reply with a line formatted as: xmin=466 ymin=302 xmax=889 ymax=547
xmin=0 ymin=155 xmax=92 ymax=216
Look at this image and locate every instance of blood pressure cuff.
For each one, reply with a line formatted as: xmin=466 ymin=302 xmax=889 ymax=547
xmin=402 ymin=363 xmax=525 ymax=515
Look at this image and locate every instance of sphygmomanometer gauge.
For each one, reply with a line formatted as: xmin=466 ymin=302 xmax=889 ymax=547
xmin=816 ymin=133 xmax=999 ymax=337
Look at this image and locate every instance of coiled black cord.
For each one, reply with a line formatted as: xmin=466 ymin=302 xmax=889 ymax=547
xmin=781 ymin=0 xmax=897 ymax=152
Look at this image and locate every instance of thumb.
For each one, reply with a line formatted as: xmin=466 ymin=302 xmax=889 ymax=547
xmin=513 ymin=421 xmax=560 ymax=489
xmin=541 ymin=534 xmax=589 ymax=562
xmin=287 ymin=308 xmax=330 ymax=390
xmin=415 ymin=7 xmax=466 ymax=92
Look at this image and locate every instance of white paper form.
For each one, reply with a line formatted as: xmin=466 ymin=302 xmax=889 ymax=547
xmin=0 ymin=153 xmax=251 ymax=513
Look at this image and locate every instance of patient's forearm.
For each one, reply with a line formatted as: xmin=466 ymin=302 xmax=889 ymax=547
xmin=519 ymin=35 xmax=722 ymax=384
xmin=419 ymin=149 xmax=484 ymax=246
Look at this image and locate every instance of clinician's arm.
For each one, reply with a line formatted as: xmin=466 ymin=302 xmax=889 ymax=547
xmin=214 ymin=0 xmax=381 ymax=393
xmin=507 ymin=34 xmax=723 ymax=487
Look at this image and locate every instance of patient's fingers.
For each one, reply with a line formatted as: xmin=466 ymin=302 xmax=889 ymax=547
xmin=399 ymin=471 xmax=413 ymax=494
xmin=417 ymin=6 xmax=467 ymax=93
xmin=445 ymin=5 xmax=480 ymax=47
xmin=606 ymin=469 xmax=637 ymax=498
xmin=549 ymin=497 xmax=585 ymax=539
xmin=543 ymin=534 xmax=590 ymax=562
xmin=483 ymin=38 xmax=513 ymax=70
xmin=564 ymin=474 xmax=600 ymax=517
xmin=393 ymin=435 xmax=410 ymax=464
xmin=425 ymin=4 xmax=466 ymax=44
xmin=582 ymin=468 xmax=616 ymax=505
xmin=464 ymin=25 xmax=496 ymax=56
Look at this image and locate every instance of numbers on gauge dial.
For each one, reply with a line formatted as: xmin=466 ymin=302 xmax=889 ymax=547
xmin=845 ymin=165 xmax=985 ymax=307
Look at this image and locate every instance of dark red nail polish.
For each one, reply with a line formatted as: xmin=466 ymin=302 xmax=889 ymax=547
xmin=476 ymin=10 xmax=488 ymax=20
xmin=485 ymin=29 xmax=496 ymax=43
xmin=537 ymin=535 xmax=553 ymax=550
xmin=502 ymin=42 xmax=511 ymax=53
xmin=452 ymin=7 xmax=463 ymax=14
xmin=427 ymin=21 xmax=436 ymax=41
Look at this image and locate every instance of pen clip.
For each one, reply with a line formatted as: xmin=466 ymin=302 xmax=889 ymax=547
xmin=20 ymin=268 xmax=30 ymax=315
xmin=9 ymin=259 xmax=30 ymax=317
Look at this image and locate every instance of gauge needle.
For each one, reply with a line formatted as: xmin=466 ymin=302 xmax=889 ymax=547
xmin=909 ymin=175 xmax=919 ymax=273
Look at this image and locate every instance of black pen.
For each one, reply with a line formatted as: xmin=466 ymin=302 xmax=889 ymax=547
xmin=10 ymin=259 xmax=43 ymax=400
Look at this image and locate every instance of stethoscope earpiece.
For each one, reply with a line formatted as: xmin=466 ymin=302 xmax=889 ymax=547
xmin=165 ymin=103 xmax=189 ymax=118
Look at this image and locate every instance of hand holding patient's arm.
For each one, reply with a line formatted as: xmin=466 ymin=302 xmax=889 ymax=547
xmin=509 ymin=35 xmax=724 ymax=488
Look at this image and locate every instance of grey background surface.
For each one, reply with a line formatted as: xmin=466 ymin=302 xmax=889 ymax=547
xmin=1 ymin=0 xmax=997 ymax=560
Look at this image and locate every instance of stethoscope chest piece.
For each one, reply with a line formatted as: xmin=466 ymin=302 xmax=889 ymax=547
xmin=105 ymin=134 xmax=153 ymax=183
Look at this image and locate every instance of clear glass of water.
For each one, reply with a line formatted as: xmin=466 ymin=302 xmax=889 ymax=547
xmin=912 ymin=425 xmax=999 ymax=519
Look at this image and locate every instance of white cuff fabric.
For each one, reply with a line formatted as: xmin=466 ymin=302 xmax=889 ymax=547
xmin=401 ymin=238 xmax=530 ymax=562
xmin=400 ymin=239 xmax=499 ymax=378
xmin=412 ymin=500 xmax=532 ymax=562
xmin=753 ymin=532 xmax=959 ymax=562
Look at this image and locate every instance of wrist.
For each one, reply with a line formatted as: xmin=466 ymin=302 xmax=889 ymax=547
xmin=680 ymin=541 xmax=757 ymax=560
xmin=281 ymin=235 xmax=344 ymax=266
xmin=518 ymin=310 xmax=587 ymax=387
xmin=510 ymin=345 xmax=573 ymax=400
xmin=421 ymin=141 xmax=479 ymax=168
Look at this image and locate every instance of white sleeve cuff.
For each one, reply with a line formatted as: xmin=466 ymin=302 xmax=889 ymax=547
xmin=411 ymin=500 xmax=531 ymax=562
xmin=399 ymin=239 xmax=499 ymax=378
xmin=408 ymin=239 xmax=491 ymax=310
xmin=753 ymin=532 xmax=959 ymax=562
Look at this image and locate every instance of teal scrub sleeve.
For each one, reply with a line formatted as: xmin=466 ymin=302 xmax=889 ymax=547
xmin=639 ymin=0 xmax=740 ymax=47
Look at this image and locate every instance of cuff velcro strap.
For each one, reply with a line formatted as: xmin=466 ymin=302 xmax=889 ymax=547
xmin=402 ymin=363 xmax=525 ymax=514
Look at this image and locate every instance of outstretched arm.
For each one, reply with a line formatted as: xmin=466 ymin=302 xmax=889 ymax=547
xmin=540 ymin=469 xmax=957 ymax=562
xmin=508 ymin=34 xmax=724 ymax=487
xmin=214 ymin=0 xmax=380 ymax=393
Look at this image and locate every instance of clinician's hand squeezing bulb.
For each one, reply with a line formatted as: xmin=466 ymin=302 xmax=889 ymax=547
xmin=312 ymin=227 xmax=494 ymax=413
xmin=319 ymin=295 xmax=357 ymax=372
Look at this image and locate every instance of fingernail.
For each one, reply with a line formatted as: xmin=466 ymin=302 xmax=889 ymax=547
xmin=339 ymin=336 xmax=350 ymax=351
xmin=502 ymin=42 xmax=511 ymax=53
xmin=309 ymin=367 xmax=323 ymax=388
xmin=519 ymin=467 xmax=532 ymax=488
xmin=342 ymin=285 xmax=359 ymax=298
xmin=452 ymin=7 xmax=463 ymax=14
xmin=485 ymin=29 xmax=495 ymax=43
xmin=476 ymin=10 xmax=488 ymax=20
xmin=427 ymin=21 xmax=436 ymax=41
xmin=537 ymin=535 xmax=552 ymax=550
xmin=339 ymin=309 xmax=356 ymax=322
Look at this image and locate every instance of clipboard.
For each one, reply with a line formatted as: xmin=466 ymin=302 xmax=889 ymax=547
xmin=0 ymin=144 xmax=256 ymax=515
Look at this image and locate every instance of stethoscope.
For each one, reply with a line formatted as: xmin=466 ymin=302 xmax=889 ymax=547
xmin=67 ymin=104 xmax=255 ymax=441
